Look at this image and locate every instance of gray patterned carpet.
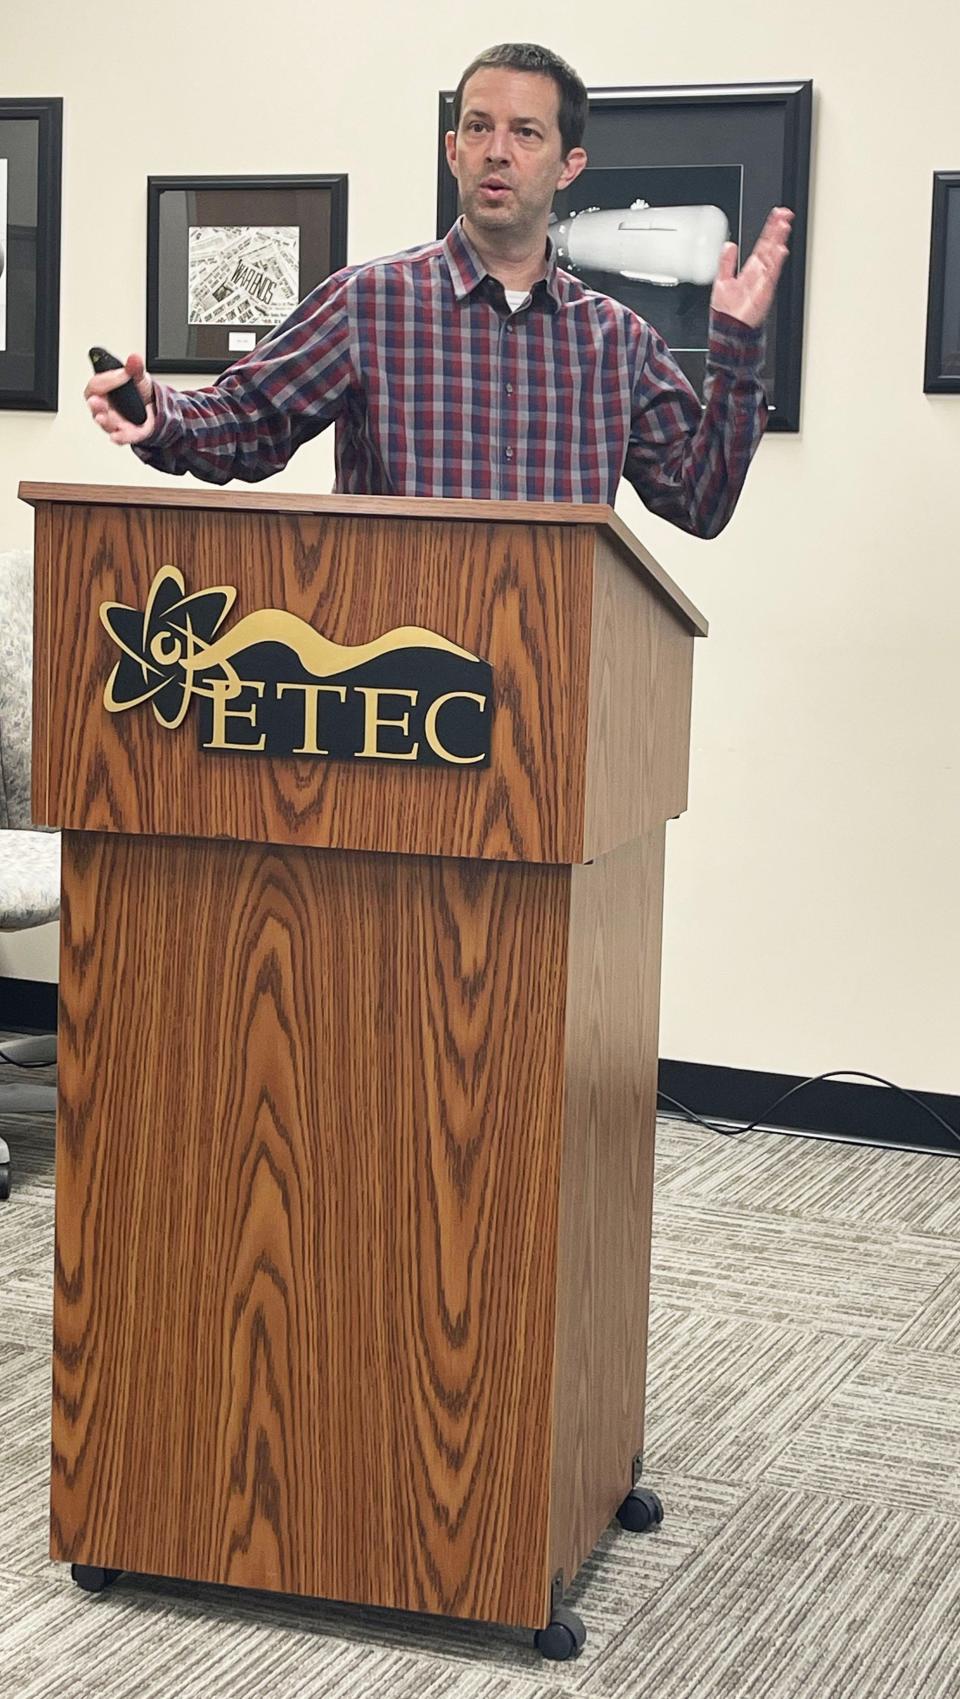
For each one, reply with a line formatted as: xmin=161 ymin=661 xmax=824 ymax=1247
xmin=3 ymin=1057 xmax=960 ymax=1699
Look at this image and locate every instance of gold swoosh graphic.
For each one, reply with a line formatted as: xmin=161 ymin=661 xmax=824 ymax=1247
xmin=180 ymin=610 xmax=480 ymax=678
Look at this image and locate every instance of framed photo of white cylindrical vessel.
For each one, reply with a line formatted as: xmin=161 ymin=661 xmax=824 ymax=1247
xmin=437 ymin=81 xmax=813 ymax=433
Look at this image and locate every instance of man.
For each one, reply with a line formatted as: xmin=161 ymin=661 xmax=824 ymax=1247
xmin=86 ymin=43 xmax=792 ymax=537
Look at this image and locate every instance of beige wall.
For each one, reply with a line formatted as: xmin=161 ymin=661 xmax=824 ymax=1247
xmin=3 ymin=3 xmax=958 ymax=1093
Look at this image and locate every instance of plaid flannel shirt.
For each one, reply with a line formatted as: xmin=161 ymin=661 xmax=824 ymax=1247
xmin=139 ymin=219 xmax=767 ymax=537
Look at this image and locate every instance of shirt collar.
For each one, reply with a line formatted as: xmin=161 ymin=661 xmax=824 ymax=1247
xmin=441 ymin=217 xmax=562 ymax=311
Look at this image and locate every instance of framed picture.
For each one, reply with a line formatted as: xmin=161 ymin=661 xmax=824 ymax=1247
xmin=147 ymin=174 xmax=349 ymax=374
xmin=0 ymin=97 xmax=62 ymax=410
xmin=437 ymin=81 xmax=812 ymax=432
xmin=924 ymin=171 xmax=960 ymax=394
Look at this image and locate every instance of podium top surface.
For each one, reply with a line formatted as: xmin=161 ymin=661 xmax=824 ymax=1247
xmin=19 ymin=482 xmax=707 ymax=638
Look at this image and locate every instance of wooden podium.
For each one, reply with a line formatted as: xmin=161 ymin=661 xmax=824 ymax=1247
xmin=22 ymin=483 xmax=706 ymax=1656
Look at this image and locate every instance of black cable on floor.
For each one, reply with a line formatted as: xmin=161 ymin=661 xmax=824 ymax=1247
xmin=658 ymin=1070 xmax=960 ymax=1151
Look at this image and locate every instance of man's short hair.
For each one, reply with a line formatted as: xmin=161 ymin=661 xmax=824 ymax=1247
xmin=452 ymin=43 xmax=589 ymax=158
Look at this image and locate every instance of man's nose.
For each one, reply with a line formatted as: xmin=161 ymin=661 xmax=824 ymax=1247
xmin=485 ymin=129 xmax=511 ymax=164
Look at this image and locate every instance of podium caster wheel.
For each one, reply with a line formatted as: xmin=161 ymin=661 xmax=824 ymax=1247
xmin=0 ymin=1165 xmax=9 ymax=1201
xmin=71 ymin=1565 xmax=121 ymax=1593
xmin=616 ymin=1486 xmax=664 ymax=1532
xmin=534 ymin=1604 xmax=586 ymax=1661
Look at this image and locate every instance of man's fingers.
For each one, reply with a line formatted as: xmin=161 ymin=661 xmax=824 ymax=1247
xmin=753 ymin=225 xmax=787 ymax=264
xmin=763 ymin=205 xmax=794 ymax=233
xmin=124 ymin=353 xmax=154 ymax=403
xmin=86 ymin=392 xmax=154 ymax=445
xmin=712 ymin=209 xmax=793 ymax=328
xmin=748 ymin=230 xmax=790 ymax=291
xmin=87 ymin=395 xmax=123 ymax=431
xmin=761 ymin=211 xmax=793 ymax=258
xmin=760 ymin=242 xmax=790 ymax=286
xmin=83 ymin=353 xmax=153 ymax=405
xmin=753 ymin=208 xmax=793 ymax=256
xmin=84 ymin=365 xmax=133 ymax=401
xmin=84 ymin=350 xmax=156 ymax=445
xmin=716 ymin=241 xmax=738 ymax=282
xmin=87 ymin=396 xmax=117 ymax=432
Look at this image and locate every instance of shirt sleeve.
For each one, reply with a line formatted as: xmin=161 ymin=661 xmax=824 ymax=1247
xmin=622 ymin=310 xmax=768 ymax=538
xmin=134 ymin=269 xmax=358 ymax=485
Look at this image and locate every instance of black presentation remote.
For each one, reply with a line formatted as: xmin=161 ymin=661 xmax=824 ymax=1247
xmin=88 ymin=347 xmax=148 ymax=426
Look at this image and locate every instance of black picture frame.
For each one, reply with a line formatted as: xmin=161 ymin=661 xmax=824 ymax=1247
xmin=0 ymin=97 xmax=62 ymax=411
xmin=437 ymin=81 xmax=812 ymax=432
xmin=147 ymin=174 xmax=349 ymax=375
xmin=923 ymin=172 xmax=960 ymax=394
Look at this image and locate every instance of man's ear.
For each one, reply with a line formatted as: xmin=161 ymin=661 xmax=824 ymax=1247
xmin=557 ymin=147 xmax=588 ymax=192
xmin=444 ymin=130 xmax=459 ymax=179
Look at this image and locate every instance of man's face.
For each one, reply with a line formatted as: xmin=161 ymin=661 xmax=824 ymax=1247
xmin=445 ymin=68 xmax=587 ymax=240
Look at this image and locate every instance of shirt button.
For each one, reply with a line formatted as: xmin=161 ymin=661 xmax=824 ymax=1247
xmin=505 ymin=383 xmax=514 ymax=394
xmin=505 ymin=323 xmax=513 ymax=334
xmin=505 ymin=446 xmax=514 ymax=460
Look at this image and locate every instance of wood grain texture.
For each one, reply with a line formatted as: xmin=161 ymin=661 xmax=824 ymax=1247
xmin=32 ymin=503 xmax=594 ymax=865
xmin=30 ymin=517 xmax=53 ymax=827
xmin=51 ymin=830 xmax=571 ymax=1627
xmin=582 ymin=533 xmax=695 ymax=860
xmin=19 ymin=483 xmax=708 ymax=637
xmin=548 ymin=828 xmax=666 ymax=1591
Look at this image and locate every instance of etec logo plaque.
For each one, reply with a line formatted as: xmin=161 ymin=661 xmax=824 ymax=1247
xmin=100 ymin=566 xmax=494 ymax=768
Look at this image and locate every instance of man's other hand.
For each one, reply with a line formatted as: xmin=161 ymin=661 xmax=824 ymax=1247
xmin=711 ymin=207 xmax=794 ymax=330
xmin=84 ymin=353 xmax=156 ymax=446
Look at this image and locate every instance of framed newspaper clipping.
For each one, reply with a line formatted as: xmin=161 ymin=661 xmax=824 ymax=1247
xmin=147 ymin=174 xmax=348 ymax=375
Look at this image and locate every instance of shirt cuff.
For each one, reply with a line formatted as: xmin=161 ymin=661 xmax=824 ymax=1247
xmin=145 ymin=379 xmax=182 ymax=449
xmin=708 ymin=310 xmax=765 ymax=375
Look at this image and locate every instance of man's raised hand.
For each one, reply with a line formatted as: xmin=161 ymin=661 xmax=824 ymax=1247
xmin=710 ymin=207 xmax=794 ymax=330
xmin=84 ymin=353 xmax=156 ymax=446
